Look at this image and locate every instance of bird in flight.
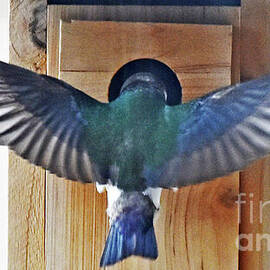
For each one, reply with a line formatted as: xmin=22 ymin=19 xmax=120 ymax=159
xmin=0 ymin=59 xmax=270 ymax=267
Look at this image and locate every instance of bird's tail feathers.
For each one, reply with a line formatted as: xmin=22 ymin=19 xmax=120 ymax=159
xmin=100 ymin=214 xmax=158 ymax=267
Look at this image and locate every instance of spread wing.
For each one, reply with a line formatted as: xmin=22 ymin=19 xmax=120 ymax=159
xmin=148 ymin=75 xmax=270 ymax=188
xmin=0 ymin=61 xmax=110 ymax=183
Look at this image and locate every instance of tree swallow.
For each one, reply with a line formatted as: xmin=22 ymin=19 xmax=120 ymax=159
xmin=0 ymin=60 xmax=270 ymax=266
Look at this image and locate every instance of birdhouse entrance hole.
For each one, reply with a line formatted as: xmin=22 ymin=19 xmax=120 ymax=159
xmin=108 ymin=59 xmax=182 ymax=106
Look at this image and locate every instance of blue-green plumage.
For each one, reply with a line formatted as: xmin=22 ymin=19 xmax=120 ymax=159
xmin=80 ymin=84 xmax=194 ymax=190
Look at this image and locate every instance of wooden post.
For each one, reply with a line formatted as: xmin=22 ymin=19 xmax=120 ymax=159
xmin=240 ymin=1 xmax=270 ymax=269
xmin=9 ymin=0 xmax=46 ymax=269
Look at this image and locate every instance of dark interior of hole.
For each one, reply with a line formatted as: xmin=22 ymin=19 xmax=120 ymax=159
xmin=108 ymin=59 xmax=182 ymax=106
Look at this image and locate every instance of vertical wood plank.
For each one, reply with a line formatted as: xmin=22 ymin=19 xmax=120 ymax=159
xmin=9 ymin=155 xmax=45 ymax=270
xmin=9 ymin=0 xmax=46 ymax=269
xmin=241 ymin=0 xmax=270 ymax=80
xmin=45 ymin=177 xmax=109 ymax=269
xmin=240 ymin=1 xmax=270 ymax=269
xmin=203 ymin=6 xmax=240 ymax=84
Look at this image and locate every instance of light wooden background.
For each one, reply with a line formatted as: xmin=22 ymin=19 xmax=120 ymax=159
xmin=8 ymin=2 xmax=270 ymax=270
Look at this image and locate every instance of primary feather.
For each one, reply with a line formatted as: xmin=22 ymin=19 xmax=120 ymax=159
xmin=0 ymin=61 xmax=110 ymax=183
xmin=148 ymin=78 xmax=270 ymax=187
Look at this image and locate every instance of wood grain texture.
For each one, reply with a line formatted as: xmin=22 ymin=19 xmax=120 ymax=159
xmin=203 ymin=6 xmax=240 ymax=84
xmin=9 ymin=155 xmax=45 ymax=270
xmin=60 ymin=71 xmax=115 ymax=102
xmin=45 ymin=176 xmax=109 ymax=269
xmin=47 ymin=12 xmax=239 ymax=269
xmin=240 ymin=1 xmax=270 ymax=269
xmin=9 ymin=0 xmax=46 ymax=269
xmin=241 ymin=0 xmax=270 ymax=81
xmin=60 ymin=21 xmax=232 ymax=72
xmin=10 ymin=0 xmax=47 ymax=72
xmin=239 ymin=159 xmax=270 ymax=270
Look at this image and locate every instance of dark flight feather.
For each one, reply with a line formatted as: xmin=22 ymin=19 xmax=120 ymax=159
xmin=0 ymin=61 xmax=108 ymax=183
xmin=148 ymin=78 xmax=270 ymax=187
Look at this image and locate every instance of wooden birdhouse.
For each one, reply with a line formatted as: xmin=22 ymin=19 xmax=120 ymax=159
xmin=8 ymin=1 xmax=270 ymax=270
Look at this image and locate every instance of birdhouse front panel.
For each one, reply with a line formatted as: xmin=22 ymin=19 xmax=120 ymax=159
xmin=45 ymin=20 xmax=239 ymax=269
